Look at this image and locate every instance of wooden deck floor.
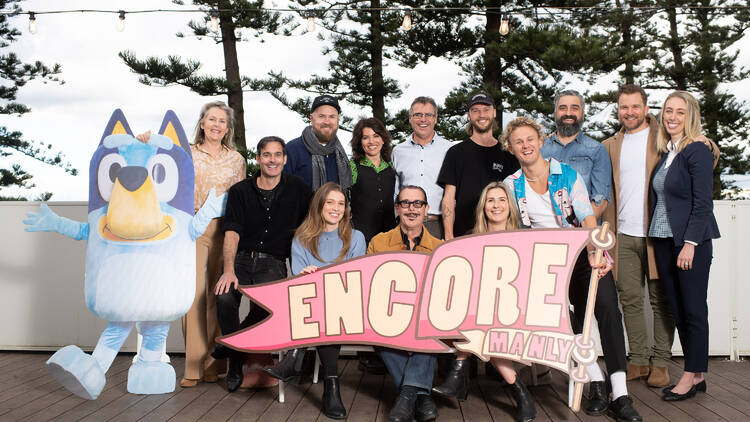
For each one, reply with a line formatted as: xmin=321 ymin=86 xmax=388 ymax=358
xmin=1 ymin=352 xmax=749 ymax=421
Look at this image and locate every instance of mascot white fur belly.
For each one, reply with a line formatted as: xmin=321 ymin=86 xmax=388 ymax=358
xmin=24 ymin=110 xmax=227 ymax=399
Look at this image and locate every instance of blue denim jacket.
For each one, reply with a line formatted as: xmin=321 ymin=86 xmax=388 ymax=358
xmin=541 ymin=132 xmax=611 ymax=205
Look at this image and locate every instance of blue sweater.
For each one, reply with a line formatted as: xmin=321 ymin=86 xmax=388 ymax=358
xmin=291 ymin=229 xmax=366 ymax=274
xmin=283 ymin=136 xmax=340 ymax=188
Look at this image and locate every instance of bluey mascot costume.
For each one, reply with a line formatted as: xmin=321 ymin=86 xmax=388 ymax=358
xmin=24 ymin=110 xmax=226 ymax=399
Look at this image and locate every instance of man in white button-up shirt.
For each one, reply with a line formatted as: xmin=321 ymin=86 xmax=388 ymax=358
xmin=391 ymin=96 xmax=453 ymax=239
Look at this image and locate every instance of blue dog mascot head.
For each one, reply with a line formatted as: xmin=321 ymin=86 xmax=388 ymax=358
xmin=84 ymin=110 xmax=196 ymax=322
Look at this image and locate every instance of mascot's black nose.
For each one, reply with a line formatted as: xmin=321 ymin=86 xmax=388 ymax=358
xmin=117 ymin=166 xmax=148 ymax=192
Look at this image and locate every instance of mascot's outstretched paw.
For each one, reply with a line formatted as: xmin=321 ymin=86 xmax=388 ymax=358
xmin=46 ymin=345 xmax=105 ymax=400
xmin=127 ymin=360 xmax=176 ymax=395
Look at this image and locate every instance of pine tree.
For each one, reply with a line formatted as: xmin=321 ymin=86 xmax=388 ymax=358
xmin=572 ymin=1 xmax=750 ymax=198
xmin=119 ymin=0 xmax=287 ymax=162
xmin=388 ymin=1 xmax=620 ymax=140
xmin=267 ymin=0 xmax=415 ymax=139
xmin=0 ymin=1 xmax=76 ymax=200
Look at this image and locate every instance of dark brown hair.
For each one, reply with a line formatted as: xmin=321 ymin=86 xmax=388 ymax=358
xmin=618 ymin=84 xmax=648 ymax=106
xmin=351 ymin=117 xmax=393 ymax=162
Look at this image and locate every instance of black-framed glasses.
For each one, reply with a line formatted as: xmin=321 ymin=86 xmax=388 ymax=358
xmin=396 ymin=199 xmax=427 ymax=209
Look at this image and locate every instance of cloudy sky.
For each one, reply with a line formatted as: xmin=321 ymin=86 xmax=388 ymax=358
xmin=3 ymin=0 xmax=750 ymax=200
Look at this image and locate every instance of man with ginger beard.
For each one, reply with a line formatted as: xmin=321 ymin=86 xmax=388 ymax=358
xmin=283 ymin=94 xmax=352 ymax=191
xmin=438 ymin=92 xmax=519 ymax=240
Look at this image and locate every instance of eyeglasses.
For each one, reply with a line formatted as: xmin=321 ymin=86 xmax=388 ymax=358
xmin=396 ymin=199 xmax=427 ymax=209
xmin=410 ymin=112 xmax=435 ymax=119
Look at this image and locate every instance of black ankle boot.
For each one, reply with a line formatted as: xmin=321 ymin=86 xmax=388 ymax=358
xmin=322 ymin=375 xmax=346 ymax=419
xmin=432 ymin=358 xmax=470 ymax=400
xmin=263 ymin=348 xmax=306 ymax=384
xmin=508 ymin=379 xmax=536 ymax=422
xmin=225 ymin=355 xmax=244 ymax=392
xmin=585 ymin=381 xmax=609 ymax=416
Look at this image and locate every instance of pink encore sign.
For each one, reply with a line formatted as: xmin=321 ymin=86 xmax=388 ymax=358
xmin=221 ymin=228 xmax=603 ymax=381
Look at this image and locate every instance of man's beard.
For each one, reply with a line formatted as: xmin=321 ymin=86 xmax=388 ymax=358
xmin=470 ymin=120 xmax=492 ymax=134
xmin=555 ymin=115 xmax=582 ymax=137
xmin=619 ymin=115 xmax=646 ymax=131
xmin=313 ymin=127 xmax=336 ymax=143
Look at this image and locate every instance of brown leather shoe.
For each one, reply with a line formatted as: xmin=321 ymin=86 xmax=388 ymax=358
xmin=626 ymin=363 xmax=650 ymax=380
xmin=647 ymin=366 xmax=670 ymax=387
xmin=180 ymin=378 xmax=199 ymax=388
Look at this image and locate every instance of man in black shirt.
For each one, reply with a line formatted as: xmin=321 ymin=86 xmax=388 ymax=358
xmin=213 ymin=136 xmax=313 ymax=392
xmin=438 ymin=92 xmax=519 ymax=239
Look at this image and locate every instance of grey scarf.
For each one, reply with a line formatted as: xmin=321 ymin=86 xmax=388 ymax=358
xmin=301 ymin=125 xmax=352 ymax=190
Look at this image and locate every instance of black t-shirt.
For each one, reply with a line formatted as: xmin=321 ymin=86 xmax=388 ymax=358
xmin=223 ymin=173 xmax=313 ymax=259
xmin=437 ymin=138 xmax=520 ymax=237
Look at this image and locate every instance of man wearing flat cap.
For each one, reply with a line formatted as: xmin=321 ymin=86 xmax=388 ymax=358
xmin=437 ymin=92 xmax=519 ymax=239
xmin=283 ymin=94 xmax=352 ymax=191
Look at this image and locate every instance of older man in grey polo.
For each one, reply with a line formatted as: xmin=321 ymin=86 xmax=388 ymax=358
xmin=391 ymin=96 xmax=453 ymax=239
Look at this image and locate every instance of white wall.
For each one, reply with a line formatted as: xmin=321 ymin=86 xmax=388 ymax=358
xmin=1 ymin=201 xmax=748 ymax=358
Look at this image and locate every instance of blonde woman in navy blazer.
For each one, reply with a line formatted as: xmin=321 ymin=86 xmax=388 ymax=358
xmin=648 ymin=91 xmax=720 ymax=402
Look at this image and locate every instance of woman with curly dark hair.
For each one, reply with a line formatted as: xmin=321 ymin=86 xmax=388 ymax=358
xmin=349 ymin=117 xmax=397 ymax=243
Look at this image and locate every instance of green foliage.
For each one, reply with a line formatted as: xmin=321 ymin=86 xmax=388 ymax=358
xmin=0 ymin=0 xmax=74 ymax=199
xmin=120 ymin=0 xmax=286 ymax=151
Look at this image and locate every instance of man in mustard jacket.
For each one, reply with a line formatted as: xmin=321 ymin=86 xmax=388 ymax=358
xmin=368 ymin=185 xmax=441 ymax=422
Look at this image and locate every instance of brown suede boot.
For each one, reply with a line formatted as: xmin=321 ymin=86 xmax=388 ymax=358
xmin=647 ymin=366 xmax=670 ymax=388
xmin=626 ymin=363 xmax=650 ymax=381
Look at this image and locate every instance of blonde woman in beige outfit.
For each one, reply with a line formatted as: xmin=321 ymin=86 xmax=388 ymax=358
xmin=138 ymin=101 xmax=245 ymax=387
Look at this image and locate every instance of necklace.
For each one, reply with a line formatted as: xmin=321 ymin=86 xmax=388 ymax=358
xmin=523 ymin=161 xmax=549 ymax=182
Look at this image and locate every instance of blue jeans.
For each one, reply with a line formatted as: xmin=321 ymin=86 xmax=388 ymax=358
xmin=376 ymin=347 xmax=435 ymax=393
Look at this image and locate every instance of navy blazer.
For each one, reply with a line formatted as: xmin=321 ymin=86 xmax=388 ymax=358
xmin=649 ymin=142 xmax=720 ymax=246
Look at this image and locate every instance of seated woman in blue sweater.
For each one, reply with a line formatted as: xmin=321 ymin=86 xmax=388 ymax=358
xmin=264 ymin=182 xmax=366 ymax=419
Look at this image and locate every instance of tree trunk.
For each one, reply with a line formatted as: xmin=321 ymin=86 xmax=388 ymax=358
xmin=369 ymin=0 xmax=386 ymax=123
xmin=484 ymin=0 xmax=502 ymax=129
xmin=219 ymin=1 xmax=246 ymax=153
xmin=618 ymin=3 xmax=635 ymax=84
xmin=666 ymin=6 xmax=687 ymax=90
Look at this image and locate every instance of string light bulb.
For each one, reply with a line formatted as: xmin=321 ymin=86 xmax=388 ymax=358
xmin=209 ymin=10 xmax=220 ymax=33
xmin=116 ymin=10 xmax=126 ymax=32
xmin=500 ymin=14 xmax=510 ymax=35
xmin=307 ymin=15 xmax=316 ymax=32
xmin=401 ymin=10 xmax=412 ymax=31
xmin=28 ymin=12 xmax=37 ymax=34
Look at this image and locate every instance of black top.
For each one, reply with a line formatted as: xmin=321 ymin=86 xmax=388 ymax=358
xmin=401 ymin=227 xmax=424 ymax=251
xmin=350 ymin=162 xmax=397 ymax=243
xmin=223 ymin=173 xmax=313 ymax=259
xmin=437 ymin=138 xmax=519 ymax=237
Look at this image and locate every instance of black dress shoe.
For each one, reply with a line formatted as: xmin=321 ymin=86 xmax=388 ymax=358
xmin=609 ymin=395 xmax=642 ymax=421
xmin=263 ymin=348 xmax=306 ymax=384
xmin=210 ymin=344 xmax=231 ymax=360
xmin=508 ymin=380 xmax=536 ymax=422
xmin=388 ymin=390 xmax=417 ymax=422
xmin=225 ymin=357 xmax=243 ymax=392
xmin=662 ymin=380 xmax=707 ymax=394
xmin=662 ymin=385 xmax=697 ymax=401
xmin=415 ymin=394 xmax=438 ymax=422
xmin=322 ymin=375 xmax=347 ymax=419
xmin=585 ymin=381 xmax=609 ymax=416
xmin=432 ymin=358 xmax=470 ymax=401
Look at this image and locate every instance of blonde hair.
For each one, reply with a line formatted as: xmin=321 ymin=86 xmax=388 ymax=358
xmin=500 ymin=116 xmax=545 ymax=151
xmin=472 ymin=181 xmax=520 ymax=234
xmin=656 ymin=91 xmax=702 ymax=154
xmin=294 ymin=182 xmax=352 ymax=263
xmin=193 ymin=101 xmax=236 ymax=149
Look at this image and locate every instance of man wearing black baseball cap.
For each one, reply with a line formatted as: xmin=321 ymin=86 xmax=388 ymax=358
xmin=283 ymin=94 xmax=351 ymax=191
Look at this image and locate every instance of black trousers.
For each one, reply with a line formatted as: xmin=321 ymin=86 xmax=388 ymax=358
xmin=216 ymin=252 xmax=287 ymax=335
xmin=215 ymin=251 xmax=341 ymax=376
xmin=652 ymin=238 xmax=711 ymax=373
xmin=569 ymin=251 xmax=628 ymax=375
